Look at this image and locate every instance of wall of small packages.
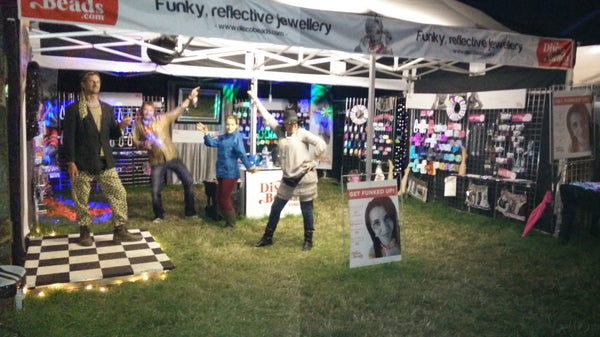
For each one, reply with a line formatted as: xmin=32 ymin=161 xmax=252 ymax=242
xmin=406 ymin=89 xmax=548 ymax=224
xmin=405 ymin=84 xmax=599 ymax=234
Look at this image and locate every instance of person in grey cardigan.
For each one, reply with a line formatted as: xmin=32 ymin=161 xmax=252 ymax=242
xmin=248 ymin=91 xmax=326 ymax=251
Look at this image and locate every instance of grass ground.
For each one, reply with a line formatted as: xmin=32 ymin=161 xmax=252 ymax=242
xmin=1 ymin=178 xmax=599 ymax=337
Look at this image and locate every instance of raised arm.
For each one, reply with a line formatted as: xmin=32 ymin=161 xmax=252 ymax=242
xmin=247 ymin=90 xmax=269 ymax=118
xmin=196 ymin=122 xmax=218 ymax=147
xmin=247 ymin=90 xmax=279 ymax=129
xmin=164 ymin=86 xmax=200 ymax=123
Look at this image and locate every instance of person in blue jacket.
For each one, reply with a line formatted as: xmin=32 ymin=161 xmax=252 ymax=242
xmin=197 ymin=115 xmax=258 ymax=228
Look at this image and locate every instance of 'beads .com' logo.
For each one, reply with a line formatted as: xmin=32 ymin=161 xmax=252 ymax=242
xmin=22 ymin=0 xmax=118 ymax=25
xmin=536 ymin=38 xmax=573 ymax=69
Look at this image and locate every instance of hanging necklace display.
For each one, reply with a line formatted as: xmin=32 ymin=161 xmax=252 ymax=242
xmin=116 ymin=108 xmax=123 ymax=123
xmin=376 ymin=97 xmax=394 ymax=112
xmin=349 ymin=104 xmax=368 ymax=125
xmin=59 ymin=103 xmax=65 ymax=120
xmin=446 ymin=95 xmax=466 ymax=121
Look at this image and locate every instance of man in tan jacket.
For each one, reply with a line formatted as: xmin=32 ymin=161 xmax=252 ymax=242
xmin=133 ymin=87 xmax=200 ymax=222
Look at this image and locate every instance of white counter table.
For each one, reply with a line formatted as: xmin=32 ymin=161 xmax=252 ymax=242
xmin=239 ymin=168 xmax=301 ymax=219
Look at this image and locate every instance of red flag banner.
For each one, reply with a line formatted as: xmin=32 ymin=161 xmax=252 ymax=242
xmin=536 ymin=39 xmax=574 ymax=69
xmin=20 ymin=0 xmax=119 ymax=25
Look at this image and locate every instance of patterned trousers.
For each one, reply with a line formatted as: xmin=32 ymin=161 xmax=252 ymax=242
xmin=71 ymin=168 xmax=128 ymax=227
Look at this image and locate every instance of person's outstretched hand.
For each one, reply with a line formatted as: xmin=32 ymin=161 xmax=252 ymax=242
xmin=189 ymin=86 xmax=200 ymax=101
xmin=196 ymin=122 xmax=208 ymax=133
xmin=119 ymin=116 xmax=133 ymax=130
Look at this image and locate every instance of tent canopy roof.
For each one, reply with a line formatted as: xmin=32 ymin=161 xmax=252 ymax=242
xmin=25 ymin=0 xmax=580 ymax=89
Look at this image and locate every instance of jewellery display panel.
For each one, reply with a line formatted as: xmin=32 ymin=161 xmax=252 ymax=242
xmin=406 ymin=89 xmax=548 ymax=222
xmin=341 ymin=95 xmax=408 ymax=181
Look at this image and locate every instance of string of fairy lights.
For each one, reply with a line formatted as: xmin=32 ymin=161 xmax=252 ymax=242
xmin=25 ymin=270 xmax=170 ymax=299
xmin=394 ymin=96 xmax=408 ymax=180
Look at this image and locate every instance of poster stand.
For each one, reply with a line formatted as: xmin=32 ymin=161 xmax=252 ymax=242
xmin=341 ymin=174 xmax=403 ymax=268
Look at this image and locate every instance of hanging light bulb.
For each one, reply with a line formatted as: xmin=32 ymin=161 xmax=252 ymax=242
xmin=269 ymin=81 xmax=272 ymax=103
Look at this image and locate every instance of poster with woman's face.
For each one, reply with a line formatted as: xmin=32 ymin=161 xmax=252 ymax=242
xmin=347 ymin=180 xmax=401 ymax=268
xmin=552 ymin=90 xmax=593 ymax=160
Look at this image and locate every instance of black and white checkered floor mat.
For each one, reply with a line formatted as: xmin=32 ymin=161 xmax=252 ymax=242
xmin=24 ymin=229 xmax=175 ymax=289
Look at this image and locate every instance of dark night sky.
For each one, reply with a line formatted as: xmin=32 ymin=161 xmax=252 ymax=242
xmin=457 ymin=0 xmax=600 ymax=46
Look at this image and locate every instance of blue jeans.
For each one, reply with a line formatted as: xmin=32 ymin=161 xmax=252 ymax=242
xmin=151 ymin=158 xmax=196 ymax=219
xmin=266 ymin=197 xmax=314 ymax=232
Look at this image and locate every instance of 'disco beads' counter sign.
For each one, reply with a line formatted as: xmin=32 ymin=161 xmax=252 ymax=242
xmin=243 ymin=169 xmax=301 ymax=219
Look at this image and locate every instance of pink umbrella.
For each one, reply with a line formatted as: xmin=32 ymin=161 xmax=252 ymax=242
xmin=522 ymin=190 xmax=552 ymax=237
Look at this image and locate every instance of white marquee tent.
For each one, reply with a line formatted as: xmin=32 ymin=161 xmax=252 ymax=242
xmin=8 ymin=0 xmax=580 ymax=255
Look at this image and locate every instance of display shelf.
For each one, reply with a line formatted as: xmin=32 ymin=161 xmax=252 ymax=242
xmin=452 ymin=174 xmax=535 ymax=221
xmin=112 ymin=148 xmax=151 ymax=185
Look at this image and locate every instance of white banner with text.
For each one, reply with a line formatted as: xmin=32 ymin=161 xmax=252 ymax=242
xmin=19 ymin=0 xmax=573 ymax=69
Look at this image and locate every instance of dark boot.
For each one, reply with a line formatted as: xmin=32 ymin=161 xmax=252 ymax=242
xmin=204 ymin=180 xmax=220 ymax=220
xmin=223 ymin=210 xmax=236 ymax=229
xmin=302 ymin=230 xmax=313 ymax=251
xmin=113 ymin=225 xmax=143 ymax=243
xmin=254 ymin=227 xmax=275 ymax=247
xmin=79 ymin=225 xmax=93 ymax=246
